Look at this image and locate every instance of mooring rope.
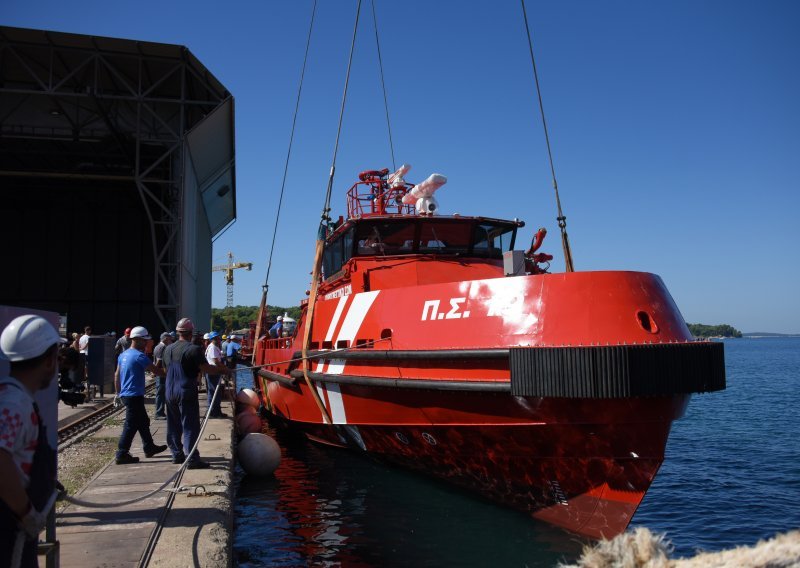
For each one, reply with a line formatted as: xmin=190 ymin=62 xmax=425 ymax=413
xmin=520 ymin=0 xmax=575 ymax=272
xmin=61 ymin=379 xmax=226 ymax=509
xmin=305 ymin=0 xmax=364 ymax=425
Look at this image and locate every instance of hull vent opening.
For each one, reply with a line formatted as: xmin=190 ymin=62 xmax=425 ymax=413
xmin=510 ymin=342 xmax=725 ymax=398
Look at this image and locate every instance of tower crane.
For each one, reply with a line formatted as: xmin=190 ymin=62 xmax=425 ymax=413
xmin=212 ymin=252 xmax=253 ymax=308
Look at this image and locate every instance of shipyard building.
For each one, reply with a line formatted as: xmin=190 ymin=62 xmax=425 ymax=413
xmin=0 ymin=26 xmax=235 ymax=335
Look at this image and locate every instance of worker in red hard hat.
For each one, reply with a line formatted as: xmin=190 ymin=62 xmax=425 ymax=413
xmin=0 ymin=314 xmax=65 ymax=567
xmin=162 ymin=318 xmax=231 ymax=469
xmin=114 ymin=327 xmax=133 ymax=357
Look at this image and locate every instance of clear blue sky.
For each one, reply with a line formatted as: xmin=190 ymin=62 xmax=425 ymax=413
xmin=6 ymin=1 xmax=799 ymax=333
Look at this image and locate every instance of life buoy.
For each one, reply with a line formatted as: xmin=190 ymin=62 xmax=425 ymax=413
xmin=358 ymin=168 xmax=390 ymax=182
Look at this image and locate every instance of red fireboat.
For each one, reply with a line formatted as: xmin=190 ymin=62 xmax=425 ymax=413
xmin=251 ymin=166 xmax=725 ymax=539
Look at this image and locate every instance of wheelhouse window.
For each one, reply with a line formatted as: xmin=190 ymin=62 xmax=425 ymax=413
xmin=418 ymin=222 xmax=472 ymax=254
xmin=322 ymin=227 xmax=355 ymax=280
xmin=355 ymin=221 xmax=416 ymax=256
xmin=349 ymin=219 xmax=518 ymax=259
xmin=472 ymin=222 xmax=516 ymax=257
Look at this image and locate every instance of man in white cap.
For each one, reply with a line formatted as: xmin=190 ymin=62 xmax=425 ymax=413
xmin=268 ymin=316 xmax=283 ymax=339
xmin=163 ymin=318 xmax=230 ymax=469
xmin=0 ymin=315 xmax=63 ymax=567
xmin=113 ymin=326 xmax=167 ymax=465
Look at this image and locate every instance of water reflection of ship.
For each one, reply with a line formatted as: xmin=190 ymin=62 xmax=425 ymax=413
xmin=236 ymin=427 xmax=583 ymax=567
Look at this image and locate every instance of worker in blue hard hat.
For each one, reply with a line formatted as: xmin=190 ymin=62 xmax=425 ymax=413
xmin=0 ymin=314 xmax=65 ymax=567
xmin=204 ymin=331 xmax=226 ymax=419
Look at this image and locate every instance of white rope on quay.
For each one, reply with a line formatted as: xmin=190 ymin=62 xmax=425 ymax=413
xmin=61 ymin=377 xmax=227 ymax=509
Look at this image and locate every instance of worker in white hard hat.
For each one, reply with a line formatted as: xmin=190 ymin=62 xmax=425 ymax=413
xmin=225 ymin=334 xmax=242 ymax=370
xmin=268 ymin=315 xmax=283 ymax=339
xmin=0 ymin=314 xmax=64 ymax=567
xmin=204 ymin=331 xmax=226 ymax=418
xmin=113 ymin=326 xmax=168 ymax=465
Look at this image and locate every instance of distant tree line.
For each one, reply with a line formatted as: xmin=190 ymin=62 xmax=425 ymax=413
xmin=687 ymin=323 xmax=742 ymax=338
xmin=211 ymin=305 xmax=302 ymax=332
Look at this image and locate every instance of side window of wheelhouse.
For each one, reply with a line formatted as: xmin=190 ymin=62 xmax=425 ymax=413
xmin=323 ymin=236 xmax=343 ymax=280
xmin=473 ymin=223 xmax=516 ymax=258
xmin=322 ymin=228 xmax=355 ymax=280
xmin=342 ymin=229 xmax=354 ymax=265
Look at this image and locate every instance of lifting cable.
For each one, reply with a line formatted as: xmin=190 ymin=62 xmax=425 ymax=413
xmin=370 ymin=0 xmax=396 ymax=171
xmin=321 ymin=0 xmax=363 ymax=221
xmin=252 ymin=0 xmax=318 ymax=371
xmin=303 ymin=0 xmax=364 ymax=425
xmin=520 ymin=0 xmax=575 ymax=272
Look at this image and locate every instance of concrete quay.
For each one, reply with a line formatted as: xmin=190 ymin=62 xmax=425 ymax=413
xmin=54 ymin=391 xmax=235 ymax=567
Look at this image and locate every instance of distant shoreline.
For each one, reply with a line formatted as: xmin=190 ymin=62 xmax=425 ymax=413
xmin=742 ymin=333 xmax=800 ymax=338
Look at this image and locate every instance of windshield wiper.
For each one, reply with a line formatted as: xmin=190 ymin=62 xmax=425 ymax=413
xmin=370 ymin=226 xmax=386 ymax=256
xmin=430 ymin=227 xmax=444 ymax=253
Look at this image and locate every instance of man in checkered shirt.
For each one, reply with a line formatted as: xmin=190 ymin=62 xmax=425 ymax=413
xmin=0 ymin=386 xmax=38 ymax=482
xmin=1 ymin=315 xmax=63 ymax=567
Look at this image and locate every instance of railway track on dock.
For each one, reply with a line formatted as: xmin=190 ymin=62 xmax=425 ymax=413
xmin=58 ymin=381 xmax=156 ymax=449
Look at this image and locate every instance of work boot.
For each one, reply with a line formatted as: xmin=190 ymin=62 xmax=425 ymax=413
xmin=144 ymin=444 xmax=168 ymax=458
xmin=186 ymin=460 xmax=211 ymax=470
xmin=116 ymin=453 xmax=140 ymax=465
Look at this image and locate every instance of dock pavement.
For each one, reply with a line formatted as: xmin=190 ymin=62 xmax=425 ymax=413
xmin=53 ymin=388 xmax=235 ymax=567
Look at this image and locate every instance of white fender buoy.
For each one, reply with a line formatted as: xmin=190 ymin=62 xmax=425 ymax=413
xmin=238 ymin=433 xmax=281 ymax=476
xmin=235 ymin=388 xmax=260 ymax=408
xmin=236 ymin=411 xmax=262 ymax=435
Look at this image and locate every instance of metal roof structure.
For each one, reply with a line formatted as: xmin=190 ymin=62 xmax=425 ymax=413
xmin=0 ymin=25 xmax=236 ymax=331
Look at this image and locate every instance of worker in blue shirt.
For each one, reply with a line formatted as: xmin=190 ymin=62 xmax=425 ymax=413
xmin=220 ymin=335 xmax=230 ymax=366
xmin=268 ymin=316 xmax=283 ymax=338
xmin=225 ymin=335 xmax=241 ymax=370
xmin=113 ymin=326 xmax=168 ymax=465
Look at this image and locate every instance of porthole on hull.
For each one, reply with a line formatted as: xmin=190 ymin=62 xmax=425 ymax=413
xmin=636 ymin=310 xmax=659 ymax=334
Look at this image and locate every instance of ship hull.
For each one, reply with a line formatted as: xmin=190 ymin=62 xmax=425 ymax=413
xmin=261 ymin=378 xmax=689 ymax=538
xmin=252 ymin=270 xmax=722 ymax=538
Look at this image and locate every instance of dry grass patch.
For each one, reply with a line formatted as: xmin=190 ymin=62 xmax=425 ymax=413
xmin=57 ymin=436 xmax=117 ymax=512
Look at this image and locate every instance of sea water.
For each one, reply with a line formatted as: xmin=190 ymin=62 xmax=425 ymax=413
xmin=233 ymin=338 xmax=800 ymax=566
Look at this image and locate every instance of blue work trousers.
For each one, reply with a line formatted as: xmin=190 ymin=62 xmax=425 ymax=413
xmin=166 ymin=389 xmax=201 ymax=461
xmin=154 ymin=376 xmax=166 ymax=417
xmin=118 ymin=396 xmax=156 ymax=457
xmin=205 ymin=374 xmax=222 ymax=416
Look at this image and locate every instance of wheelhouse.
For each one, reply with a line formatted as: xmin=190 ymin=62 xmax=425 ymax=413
xmin=322 ymin=216 xmax=523 ymax=281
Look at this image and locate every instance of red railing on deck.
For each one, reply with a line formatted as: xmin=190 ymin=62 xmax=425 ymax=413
xmin=346 ymin=180 xmax=414 ymax=218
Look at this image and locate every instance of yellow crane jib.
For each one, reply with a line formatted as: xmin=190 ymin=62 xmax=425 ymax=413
xmin=212 ymin=252 xmax=253 ymax=308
